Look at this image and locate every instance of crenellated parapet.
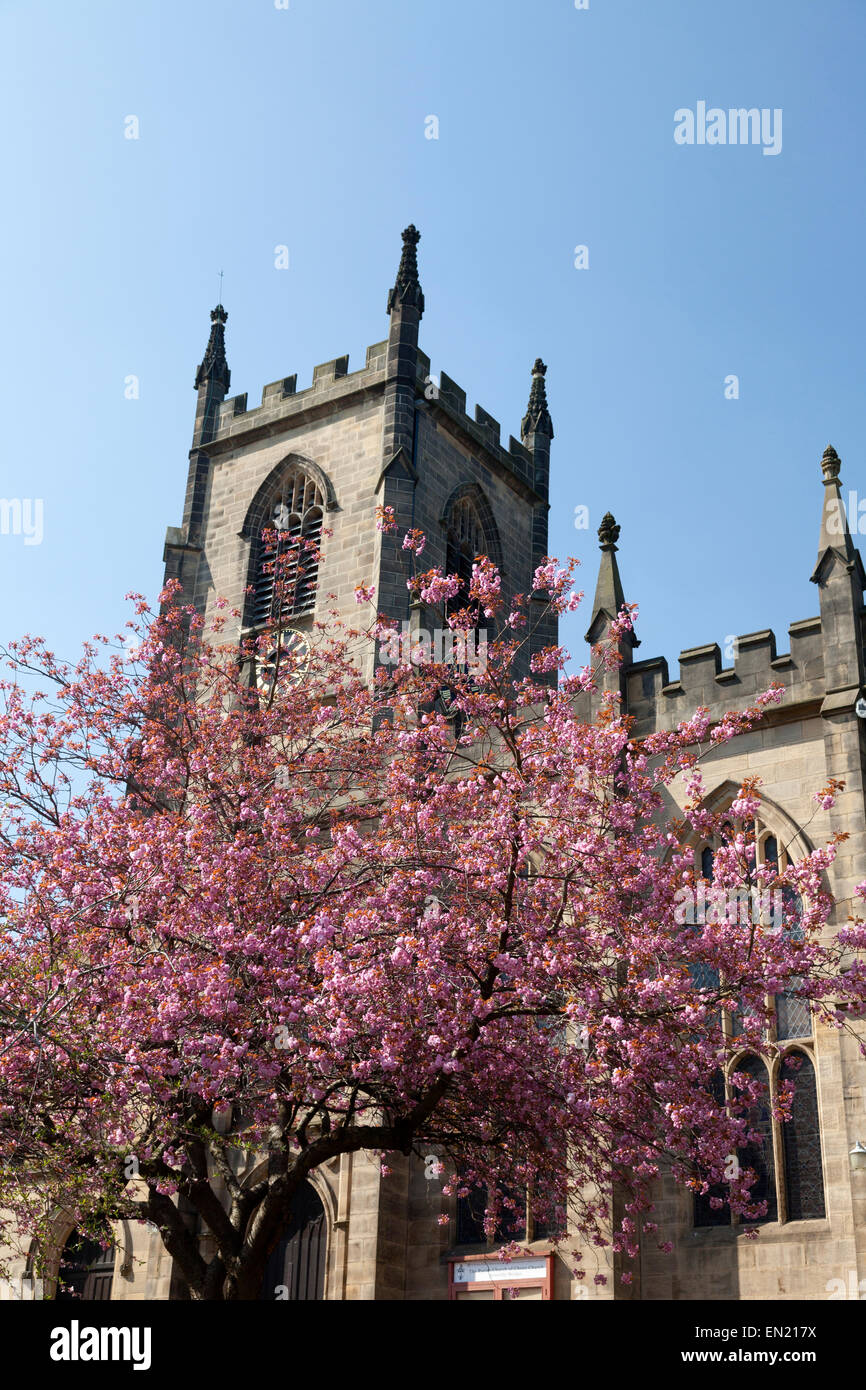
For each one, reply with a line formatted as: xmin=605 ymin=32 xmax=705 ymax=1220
xmin=427 ymin=367 xmax=540 ymax=498
xmin=204 ymin=340 xmax=390 ymax=450
xmin=196 ymin=340 xmax=542 ymax=499
xmin=584 ymin=446 xmax=866 ymax=739
xmin=625 ymin=617 xmax=825 ymax=736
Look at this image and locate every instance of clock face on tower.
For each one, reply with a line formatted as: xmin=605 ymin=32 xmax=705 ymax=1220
xmin=256 ymin=629 xmax=312 ymax=697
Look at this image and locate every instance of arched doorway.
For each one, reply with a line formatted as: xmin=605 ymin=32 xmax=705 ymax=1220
xmin=259 ymin=1182 xmax=326 ymax=1300
xmin=55 ymin=1230 xmax=115 ymax=1301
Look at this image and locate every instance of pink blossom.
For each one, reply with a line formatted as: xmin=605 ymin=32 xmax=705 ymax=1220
xmin=0 ymin=531 xmax=856 ymax=1298
xmin=402 ymin=529 xmax=426 ymax=555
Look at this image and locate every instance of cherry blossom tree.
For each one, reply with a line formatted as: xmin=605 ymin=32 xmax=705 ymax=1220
xmin=0 ymin=518 xmax=863 ymax=1300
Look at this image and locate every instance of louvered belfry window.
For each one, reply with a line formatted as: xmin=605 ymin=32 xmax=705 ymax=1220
xmin=445 ymin=496 xmax=486 ymax=615
xmin=253 ymin=471 xmax=323 ymax=628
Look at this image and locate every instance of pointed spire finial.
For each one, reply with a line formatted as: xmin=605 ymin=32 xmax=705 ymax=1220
xmin=584 ymin=509 xmax=636 ymax=650
xmin=598 ymin=512 xmax=621 ymax=549
xmin=387 ymin=225 xmax=424 ymax=315
xmin=521 ymin=358 xmax=554 ymax=440
xmin=811 ymin=441 xmax=866 ymax=587
xmin=194 ymin=304 xmax=231 ymax=393
xmin=821 ymin=444 xmax=841 ymax=482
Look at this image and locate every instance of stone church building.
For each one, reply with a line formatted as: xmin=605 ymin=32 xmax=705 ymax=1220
xmin=12 ymin=228 xmax=866 ymax=1301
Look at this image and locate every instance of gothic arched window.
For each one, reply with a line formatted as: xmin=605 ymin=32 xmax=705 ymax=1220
xmin=693 ymin=1069 xmax=732 ymax=1228
xmin=691 ymin=807 xmax=824 ymax=1230
xmin=252 ymin=470 xmax=324 ymax=629
xmin=758 ymin=829 xmax=809 ymax=1040
xmin=782 ymin=1051 xmax=826 ymax=1220
xmin=441 ymin=485 xmax=503 ymax=618
xmin=691 ymin=843 xmax=720 ymax=995
xmin=694 ymin=819 xmax=812 ymax=1045
xmin=693 ymin=1046 xmax=826 ymax=1228
xmin=445 ymin=497 xmax=485 ymax=615
xmin=733 ymin=1055 xmax=777 ymax=1224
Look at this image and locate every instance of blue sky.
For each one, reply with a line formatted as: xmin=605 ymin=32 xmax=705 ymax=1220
xmin=1 ymin=0 xmax=864 ymax=678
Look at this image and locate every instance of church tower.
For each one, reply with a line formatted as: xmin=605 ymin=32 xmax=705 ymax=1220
xmin=162 ymin=227 xmax=557 ymax=693
xmin=157 ymin=229 xmax=558 ymax=1298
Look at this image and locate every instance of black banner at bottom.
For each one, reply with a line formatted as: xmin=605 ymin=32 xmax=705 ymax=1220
xmin=0 ymin=1297 xmax=856 ymax=1378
